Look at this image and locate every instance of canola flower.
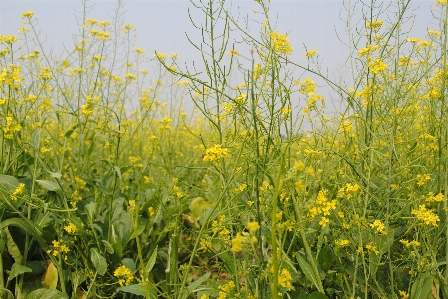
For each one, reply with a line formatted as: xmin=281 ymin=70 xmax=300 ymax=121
xmin=64 ymin=223 xmax=78 ymax=234
xmin=10 ymin=183 xmax=25 ymax=201
xmin=114 ymin=265 xmax=134 ymax=286
xmin=270 ymin=31 xmax=293 ymax=55
xmin=203 ymin=144 xmax=230 ymax=162
xmin=411 ymin=205 xmax=440 ymax=226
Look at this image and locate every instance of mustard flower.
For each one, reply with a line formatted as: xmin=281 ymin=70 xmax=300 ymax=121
xmin=114 ymin=265 xmax=134 ymax=286
xmin=228 ymin=49 xmax=240 ymax=56
xmin=270 ymin=31 xmax=293 ymax=55
xmin=411 ymin=205 xmax=440 ymax=226
xmin=64 ymin=223 xmax=78 ymax=234
xmin=304 ymin=50 xmax=318 ymax=58
xmin=11 ymin=183 xmax=25 ymax=201
xmin=278 ymin=268 xmax=293 ymax=290
xmin=203 ymin=144 xmax=230 ymax=162
xmin=21 ymin=11 xmax=35 ymax=19
xmin=370 ymin=220 xmax=386 ymax=235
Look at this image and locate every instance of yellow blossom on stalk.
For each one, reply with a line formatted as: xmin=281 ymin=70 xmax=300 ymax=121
xmin=235 ymin=93 xmax=247 ymax=104
xmin=370 ymin=220 xmax=386 ymax=235
xmin=247 ymin=221 xmax=260 ymax=233
xmin=155 ymin=52 xmax=166 ymax=60
xmin=366 ymin=20 xmax=383 ymax=31
xmin=203 ymin=144 xmax=230 ymax=162
xmin=21 ymin=11 xmax=35 ymax=19
xmin=270 ymin=31 xmax=293 ymax=55
xmin=425 ymin=192 xmax=444 ymax=203
xmin=148 ymin=207 xmax=155 ymax=216
xmin=114 ymin=265 xmax=134 ymax=286
xmin=412 ymin=205 xmax=440 ymax=226
xmin=298 ymin=77 xmax=316 ymax=95
xmin=218 ymin=281 xmax=235 ymax=299
xmin=124 ymin=73 xmax=137 ymax=80
xmin=365 ymin=243 xmax=379 ymax=255
xmin=304 ymin=50 xmax=317 ymax=58
xmin=10 ymin=183 xmax=25 ymax=201
xmin=231 ymin=233 xmax=245 ymax=252
xmin=416 ymin=174 xmax=431 ymax=186
xmin=64 ymin=223 xmax=78 ymax=234
xmin=358 ymin=44 xmax=378 ymax=57
xmin=437 ymin=0 xmax=447 ymax=6
xmin=135 ymin=47 xmax=145 ymax=54
xmin=399 ymin=239 xmax=421 ymax=248
xmin=228 ymin=49 xmax=240 ymax=56
xmin=335 ymin=239 xmax=350 ymax=247
xmin=277 ymin=268 xmax=293 ymax=290
xmin=369 ymin=58 xmax=388 ymax=73
xmin=47 ymin=240 xmax=70 ymax=257
xmin=407 ymin=37 xmax=420 ymax=43
xmin=399 ymin=290 xmax=409 ymax=299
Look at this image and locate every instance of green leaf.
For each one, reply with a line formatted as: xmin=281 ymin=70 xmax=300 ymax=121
xmin=48 ymin=172 xmax=62 ymax=179
xmin=117 ymin=284 xmax=144 ymax=296
xmin=35 ymin=180 xmax=60 ymax=192
xmin=317 ymin=246 xmax=334 ymax=273
xmin=145 ymin=246 xmax=158 ymax=276
xmin=308 ymin=291 xmax=329 ymax=299
xmin=85 ymin=201 xmax=96 ymax=220
xmin=24 ymin=288 xmax=68 ymax=299
xmin=187 ymin=272 xmax=211 ymax=294
xmin=5 ymin=228 xmax=22 ymax=264
xmin=31 ymin=128 xmax=40 ymax=149
xmin=296 ymin=252 xmax=323 ymax=293
xmin=0 ymin=175 xmax=20 ymax=191
xmin=8 ymin=263 xmax=32 ymax=281
xmin=102 ymin=240 xmax=114 ymax=254
xmin=121 ymin=258 xmax=136 ymax=272
xmin=41 ymin=260 xmax=58 ymax=289
xmin=411 ymin=272 xmax=433 ymax=299
xmin=90 ymin=248 xmax=107 ymax=275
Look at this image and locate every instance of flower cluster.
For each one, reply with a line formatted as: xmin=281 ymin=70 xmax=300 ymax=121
xmin=64 ymin=223 xmax=78 ymax=234
xmin=10 ymin=183 xmax=25 ymax=201
xmin=308 ymin=189 xmax=336 ymax=227
xmin=47 ymin=240 xmax=70 ymax=257
xmin=411 ymin=205 xmax=440 ymax=226
xmin=270 ymin=31 xmax=293 ymax=55
xmin=203 ymin=144 xmax=230 ymax=162
xmin=114 ymin=265 xmax=134 ymax=286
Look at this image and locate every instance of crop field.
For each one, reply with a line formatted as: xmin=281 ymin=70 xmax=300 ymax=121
xmin=1 ymin=0 xmax=448 ymax=298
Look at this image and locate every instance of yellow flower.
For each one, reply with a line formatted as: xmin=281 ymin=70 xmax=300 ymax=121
xmin=64 ymin=223 xmax=78 ymax=234
xmin=247 ymin=222 xmax=260 ymax=233
xmin=203 ymin=144 xmax=230 ymax=162
xmin=114 ymin=265 xmax=134 ymax=286
xmin=411 ymin=205 xmax=440 ymax=226
xmin=304 ymin=50 xmax=317 ymax=58
xmin=399 ymin=290 xmax=409 ymax=299
xmin=335 ymin=239 xmax=350 ymax=247
xmin=270 ymin=31 xmax=293 ymax=55
xmin=21 ymin=11 xmax=35 ymax=19
xmin=278 ymin=268 xmax=293 ymax=290
xmin=370 ymin=220 xmax=386 ymax=235
xmin=11 ymin=183 xmax=25 ymax=201
xmin=228 ymin=49 xmax=240 ymax=56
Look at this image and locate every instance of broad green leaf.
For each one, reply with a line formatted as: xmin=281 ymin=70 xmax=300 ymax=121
xmin=0 ymin=175 xmax=20 ymax=191
xmin=24 ymin=288 xmax=68 ymax=299
xmin=317 ymin=246 xmax=334 ymax=272
xmin=121 ymin=258 xmax=136 ymax=272
xmin=411 ymin=272 xmax=433 ymax=299
xmin=90 ymin=248 xmax=107 ymax=275
xmin=296 ymin=252 xmax=323 ymax=293
xmin=48 ymin=172 xmax=62 ymax=179
xmin=117 ymin=284 xmax=144 ymax=296
xmin=85 ymin=201 xmax=96 ymax=221
xmin=145 ymin=246 xmax=158 ymax=276
xmin=0 ymin=288 xmax=14 ymax=299
xmin=5 ymin=228 xmax=22 ymax=264
xmin=36 ymin=180 xmax=60 ymax=192
xmin=8 ymin=263 xmax=32 ymax=281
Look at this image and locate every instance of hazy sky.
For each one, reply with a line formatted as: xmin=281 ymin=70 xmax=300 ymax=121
xmin=0 ymin=0 xmax=438 ymax=111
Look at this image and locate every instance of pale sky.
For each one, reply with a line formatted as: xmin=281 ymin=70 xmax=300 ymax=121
xmin=0 ymin=0 xmax=437 ymax=112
